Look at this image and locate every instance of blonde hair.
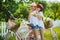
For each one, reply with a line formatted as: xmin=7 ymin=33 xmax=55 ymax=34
xmin=30 ymin=3 xmax=36 ymax=6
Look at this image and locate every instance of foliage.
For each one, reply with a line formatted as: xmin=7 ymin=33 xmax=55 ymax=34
xmin=0 ymin=36 xmax=4 ymax=40
xmin=0 ymin=0 xmax=60 ymax=21
xmin=44 ymin=2 xmax=60 ymax=20
xmin=0 ymin=28 xmax=2 ymax=33
xmin=9 ymin=34 xmax=16 ymax=40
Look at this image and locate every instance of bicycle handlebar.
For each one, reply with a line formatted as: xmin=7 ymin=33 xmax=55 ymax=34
xmin=8 ymin=11 xmax=26 ymax=20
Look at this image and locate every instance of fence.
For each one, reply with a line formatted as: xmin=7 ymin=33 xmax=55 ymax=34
xmin=0 ymin=22 xmax=8 ymax=37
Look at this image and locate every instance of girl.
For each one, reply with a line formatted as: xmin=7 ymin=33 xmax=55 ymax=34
xmin=28 ymin=3 xmax=37 ymax=39
xmin=28 ymin=3 xmax=45 ymax=40
xmin=33 ymin=4 xmax=45 ymax=40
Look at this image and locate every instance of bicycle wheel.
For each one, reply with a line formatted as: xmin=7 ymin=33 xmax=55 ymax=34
xmin=50 ymin=28 xmax=58 ymax=40
xmin=4 ymin=31 xmax=11 ymax=40
xmin=4 ymin=30 xmax=21 ymax=40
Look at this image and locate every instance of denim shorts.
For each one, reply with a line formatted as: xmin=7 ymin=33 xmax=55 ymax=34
xmin=33 ymin=25 xmax=43 ymax=29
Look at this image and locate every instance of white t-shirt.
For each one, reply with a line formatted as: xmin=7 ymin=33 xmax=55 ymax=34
xmin=29 ymin=11 xmax=44 ymax=29
xmin=30 ymin=11 xmax=38 ymax=26
xmin=37 ymin=12 xmax=44 ymax=29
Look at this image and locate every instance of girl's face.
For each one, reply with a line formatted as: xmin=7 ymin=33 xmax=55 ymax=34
xmin=30 ymin=5 xmax=36 ymax=11
xmin=36 ymin=8 xmax=41 ymax=12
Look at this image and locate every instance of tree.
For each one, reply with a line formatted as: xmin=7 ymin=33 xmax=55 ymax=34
xmin=50 ymin=3 xmax=60 ymax=20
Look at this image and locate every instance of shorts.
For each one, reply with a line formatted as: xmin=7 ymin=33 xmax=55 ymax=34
xmin=33 ymin=25 xmax=44 ymax=29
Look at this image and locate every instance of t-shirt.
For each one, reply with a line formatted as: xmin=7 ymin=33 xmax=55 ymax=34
xmin=29 ymin=11 xmax=44 ymax=29
xmin=37 ymin=12 xmax=44 ymax=29
xmin=30 ymin=11 xmax=38 ymax=26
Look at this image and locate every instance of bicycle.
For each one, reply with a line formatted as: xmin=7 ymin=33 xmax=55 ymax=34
xmin=4 ymin=18 xmax=35 ymax=40
xmin=4 ymin=11 xmax=58 ymax=40
xmin=5 ymin=20 xmax=58 ymax=40
xmin=4 ymin=11 xmax=34 ymax=40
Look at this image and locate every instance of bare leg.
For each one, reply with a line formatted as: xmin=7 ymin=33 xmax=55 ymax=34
xmin=33 ymin=29 xmax=39 ymax=40
xmin=39 ymin=29 xmax=44 ymax=40
xmin=29 ymin=30 xmax=35 ymax=40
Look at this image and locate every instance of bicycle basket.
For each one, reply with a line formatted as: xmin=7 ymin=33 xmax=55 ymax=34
xmin=44 ymin=20 xmax=53 ymax=29
xmin=7 ymin=19 xmax=20 ymax=32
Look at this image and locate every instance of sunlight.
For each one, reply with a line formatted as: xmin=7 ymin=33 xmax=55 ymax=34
xmin=45 ymin=0 xmax=60 ymax=2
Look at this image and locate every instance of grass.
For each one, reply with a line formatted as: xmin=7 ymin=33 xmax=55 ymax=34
xmin=44 ymin=27 xmax=60 ymax=40
xmin=9 ymin=27 xmax=60 ymax=40
xmin=44 ymin=29 xmax=53 ymax=40
xmin=9 ymin=34 xmax=16 ymax=40
xmin=0 ymin=27 xmax=60 ymax=40
xmin=54 ymin=27 xmax=60 ymax=40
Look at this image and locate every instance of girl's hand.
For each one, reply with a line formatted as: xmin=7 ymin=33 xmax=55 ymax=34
xmin=32 ymin=14 xmax=37 ymax=16
xmin=36 ymin=14 xmax=43 ymax=20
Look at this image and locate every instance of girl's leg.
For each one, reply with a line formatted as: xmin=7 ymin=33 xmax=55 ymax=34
xmin=39 ymin=29 xmax=44 ymax=40
xmin=33 ymin=29 xmax=39 ymax=40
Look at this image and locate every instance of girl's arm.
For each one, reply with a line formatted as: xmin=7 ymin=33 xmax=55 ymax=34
xmin=32 ymin=14 xmax=36 ymax=16
xmin=36 ymin=14 xmax=43 ymax=20
xmin=36 ymin=12 xmax=43 ymax=20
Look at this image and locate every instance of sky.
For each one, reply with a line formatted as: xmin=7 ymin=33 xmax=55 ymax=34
xmin=15 ymin=0 xmax=60 ymax=2
xmin=3 ymin=0 xmax=60 ymax=3
xmin=45 ymin=0 xmax=60 ymax=2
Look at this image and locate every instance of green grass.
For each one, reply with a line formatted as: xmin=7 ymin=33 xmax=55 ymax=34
xmin=54 ymin=27 xmax=60 ymax=40
xmin=44 ymin=27 xmax=60 ymax=40
xmin=0 ymin=27 xmax=60 ymax=40
xmin=9 ymin=34 xmax=16 ymax=40
xmin=44 ymin=29 xmax=53 ymax=40
xmin=9 ymin=27 xmax=60 ymax=40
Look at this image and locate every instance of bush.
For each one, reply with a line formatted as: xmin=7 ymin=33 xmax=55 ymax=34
xmin=0 ymin=28 xmax=2 ymax=33
xmin=9 ymin=34 xmax=16 ymax=40
xmin=0 ymin=36 xmax=4 ymax=40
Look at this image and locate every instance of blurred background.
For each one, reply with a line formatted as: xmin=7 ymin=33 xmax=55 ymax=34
xmin=0 ymin=0 xmax=60 ymax=40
